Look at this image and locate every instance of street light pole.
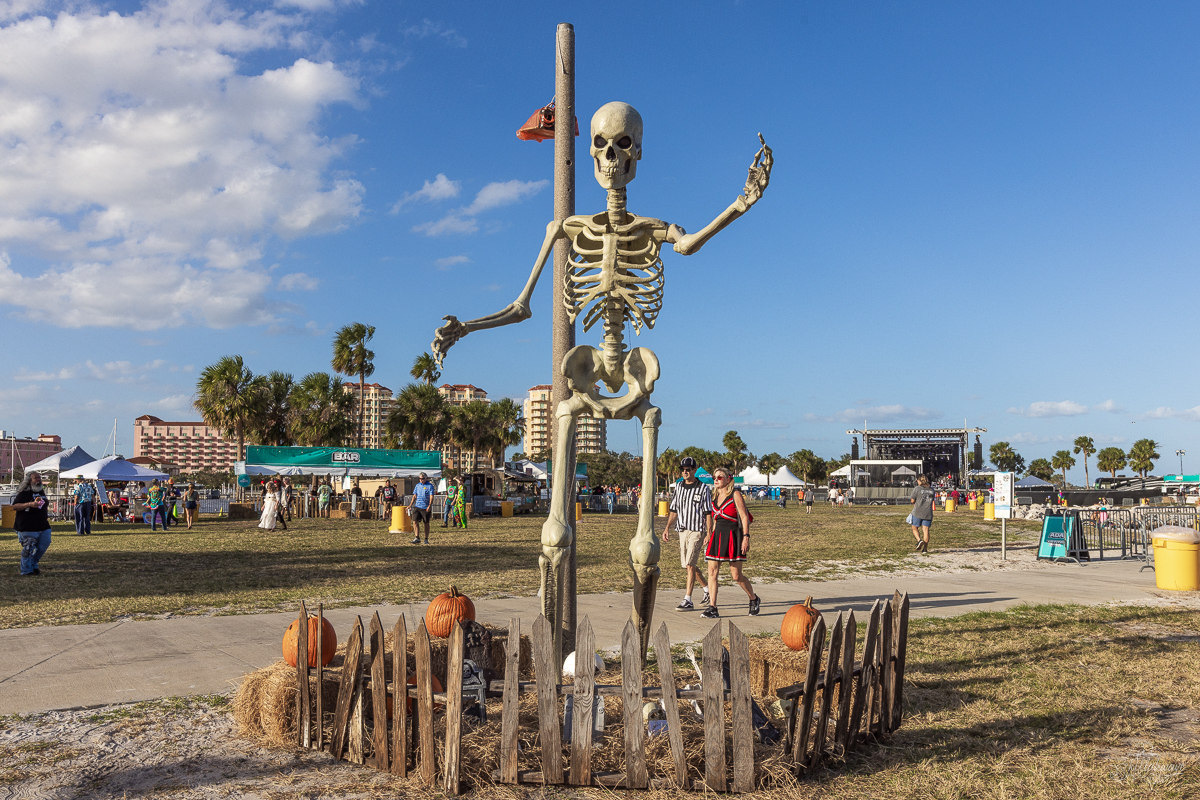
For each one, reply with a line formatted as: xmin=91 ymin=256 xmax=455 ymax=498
xmin=1177 ymin=449 xmax=1186 ymax=475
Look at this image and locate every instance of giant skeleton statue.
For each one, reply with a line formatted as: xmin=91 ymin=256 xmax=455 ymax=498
xmin=433 ymin=102 xmax=772 ymax=658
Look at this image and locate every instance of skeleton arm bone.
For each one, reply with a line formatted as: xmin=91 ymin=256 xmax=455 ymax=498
xmin=665 ymin=134 xmax=773 ymax=256
xmin=432 ymin=220 xmax=564 ymax=363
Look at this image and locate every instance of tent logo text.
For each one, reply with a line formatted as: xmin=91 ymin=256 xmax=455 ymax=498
xmin=332 ymin=452 xmax=361 ymax=463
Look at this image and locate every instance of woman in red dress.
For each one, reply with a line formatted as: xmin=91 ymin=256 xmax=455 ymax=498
xmin=701 ymin=467 xmax=761 ymax=619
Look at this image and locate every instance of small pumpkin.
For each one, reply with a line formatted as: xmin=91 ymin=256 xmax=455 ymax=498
xmin=425 ymin=585 xmax=476 ymax=638
xmin=283 ymin=615 xmax=338 ymax=667
xmin=388 ymin=673 xmax=445 ymax=718
xmin=781 ymin=596 xmax=821 ymax=651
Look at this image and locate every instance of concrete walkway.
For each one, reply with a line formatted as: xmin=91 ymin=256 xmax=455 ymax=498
xmin=0 ymin=558 xmax=1169 ymax=715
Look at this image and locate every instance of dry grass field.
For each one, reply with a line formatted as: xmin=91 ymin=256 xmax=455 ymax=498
xmin=0 ymin=503 xmax=1042 ymax=628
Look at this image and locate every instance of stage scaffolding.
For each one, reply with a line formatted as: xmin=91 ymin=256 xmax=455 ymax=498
xmin=846 ymin=427 xmax=987 ymax=486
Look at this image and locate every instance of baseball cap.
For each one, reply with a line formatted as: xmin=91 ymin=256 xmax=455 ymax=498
xmin=680 ymin=456 xmax=697 ymax=469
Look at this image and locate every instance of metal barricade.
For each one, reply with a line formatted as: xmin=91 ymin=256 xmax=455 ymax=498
xmin=1068 ymin=506 xmax=1197 ymax=563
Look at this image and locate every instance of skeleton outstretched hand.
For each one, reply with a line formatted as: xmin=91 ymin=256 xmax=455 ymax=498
xmin=742 ymin=133 xmax=772 ymax=207
xmin=432 ymin=300 xmax=532 ymax=365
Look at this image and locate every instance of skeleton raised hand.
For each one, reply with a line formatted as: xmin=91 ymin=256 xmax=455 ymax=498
xmin=428 ymin=101 xmax=772 ymax=660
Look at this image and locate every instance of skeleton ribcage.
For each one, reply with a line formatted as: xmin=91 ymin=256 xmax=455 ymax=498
xmin=562 ymin=217 xmax=664 ymax=335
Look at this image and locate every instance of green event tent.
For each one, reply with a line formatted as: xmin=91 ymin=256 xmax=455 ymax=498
xmin=235 ymin=446 xmax=440 ymax=479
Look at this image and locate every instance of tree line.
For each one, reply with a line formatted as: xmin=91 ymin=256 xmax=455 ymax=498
xmin=190 ymin=323 xmax=523 ymax=480
xmin=988 ymin=437 xmax=1162 ymax=487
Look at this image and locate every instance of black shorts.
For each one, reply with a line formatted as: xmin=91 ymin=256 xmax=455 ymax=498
xmin=805 ymin=501 xmax=813 ymax=506
xmin=411 ymin=508 xmax=431 ymax=523
xmin=185 ymin=501 xmax=197 ymax=510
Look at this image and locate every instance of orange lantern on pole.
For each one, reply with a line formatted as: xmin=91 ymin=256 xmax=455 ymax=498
xmin=516 ymin=100 xmax=579 ymax=142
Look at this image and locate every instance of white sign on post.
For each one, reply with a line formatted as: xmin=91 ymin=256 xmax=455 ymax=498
xmin=994 ymin=472 xmax=1014 ymax=520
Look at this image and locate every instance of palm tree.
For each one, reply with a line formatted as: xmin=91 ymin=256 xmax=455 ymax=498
xmin=657 ymin=448 xmax=680 ymax=488
xmin=1026 ymin=458 xmax=1054 ymax=481
xmin=331 ymin=322 xmax=376 ymax=447
xmin=1073 ymin=436 xmax=1096 ymax=489
xmin=787 ymin=449 xmax=820 ymax=486
xmin=448 ymin=401 xmax=494 ymax=474
xmin=1051 ymin=449 xmax=1076 ymax=486
xmin=757 ymin=452 xmax=784 ymax=486
xmin=410 ymin=353 xmax=442 ymax=386
xmin=1128 ymin=438 xmax=1161 ymax=477
xmin=487 ymin=398 xmax=525 ymax=471
xmin=722 ymin=430 xmax=753 ymax=472
xmin=289 ymin=372 xmax=356 ymax=447
xmin=387 ymin=383 xmax=450 ymax=451
xmin=1096 ymin=446 xmax=1127 ymax=478
xmin=989 ymin=441 xmax=1025 ymax=474
xmin=193 ymin=355 xmax=266 ymax=461
xmin=248 ymin=371 xmax=295 ymax=447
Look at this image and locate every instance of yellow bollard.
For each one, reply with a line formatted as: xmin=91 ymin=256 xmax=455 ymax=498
xmin=0 ymin=505 xmax=13 ymax=529
xmin=969 ymin=499 xmax=978 ymax=511
xmin=576 ymin=502 xmax=583 ymax=521
xmin=658 ymin=500 xmax=669 ymax=517
xmin=983 ymin=502 xmax=995 ymax=520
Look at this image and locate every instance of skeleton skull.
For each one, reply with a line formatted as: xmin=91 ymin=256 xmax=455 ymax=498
xmin=590 ymin=102 xmax=643 ymax=190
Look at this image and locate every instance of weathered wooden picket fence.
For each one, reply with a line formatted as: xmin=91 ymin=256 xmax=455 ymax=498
xmin=289 ymin=591 xmax=910 ymax=793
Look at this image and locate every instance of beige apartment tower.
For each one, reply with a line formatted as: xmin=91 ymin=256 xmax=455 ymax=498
xmin=523 ymin=384 xmax=606 ymax=458
xmin=342 ymin=382 xmax=396 ymax=449
xmin=437 ymin=383 xmax=491 ymax=472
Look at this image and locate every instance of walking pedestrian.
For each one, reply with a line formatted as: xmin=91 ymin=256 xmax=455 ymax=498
xmin=909 ymin=474 xmax=934 ymax=553
xmin=13 ymin=472 xmax=51 ymax=576
xmin=381 ymin=479 xmax=398 ymax=521
xmin=71 ymin=475 xmax=94 ymax=536
xmin=271 ymin=479 xmax=289 ymax=530
xmin=409 ymin=472 xmax=435 ymax=544
xmin=701 ymin=467 xmax=760 ymax=619
xmin=282 ymin=477 xmax=294 ymax=521
xmin=162 ymin=478 xmax=178 ymax=529
xmin=317 ymin=480 xmax=331 ymax=518
xmin=804 ymin=486 xmax=814 ymax=514
xmin=664 ymin=456 xmax=711 ymax=612
xmin=258 ymin=481 xmax=280 ymax=531
xmin=147 ymin=480 xmax=168 ymax=531
xmin=449 ymin=476 xmax=468 ymax=529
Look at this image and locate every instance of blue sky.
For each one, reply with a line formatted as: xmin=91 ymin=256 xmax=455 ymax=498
xmin=1 ymin=0 xmax=1198 ymax=483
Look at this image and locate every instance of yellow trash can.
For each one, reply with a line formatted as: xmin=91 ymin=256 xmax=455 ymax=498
xmin=389 ymin=506 xmax=408 ymax=533
xmin=576 ymin=502 xmax=583 ymax=521
xmin=657 ymin=500 xmax=669 ymax=517
xmin=945 ymin=498 xmax=956 ymax=513
xmin=1151 ymin=526 xmax=1200 ymax=591
xmin=983 ymin=502 xmax=995 ymax=520
xmin=1 ymin=505 xmax=13 ymax=529
xmin=500 ymin=501 xmax=514 ymax=517
xmin=968 ymin=499 xmax=978 ymax=511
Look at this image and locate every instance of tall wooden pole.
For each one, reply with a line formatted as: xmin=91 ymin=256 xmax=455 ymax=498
xmin=552 ymin=22 xmax=577 ymax=659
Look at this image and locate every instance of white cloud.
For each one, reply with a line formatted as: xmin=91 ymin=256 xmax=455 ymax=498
xmin=278 ymin=272 xmax=320 ymax=291
xmin=733 ymin=419 xmax=790 ymax=429
xmin=85 ymin=359 xmax=166 ymax=382
xmin=390 ymin=174 xmax=461 ymax=213
xmin=151 ymin=393 xmax=191 ymax=411
xmin=1142 ymin=406 xmax=1200 ymax=421
xmin=434 ymin=254 xmax=471 ymax=270
xmin=14 ymin=366 xmax=75 ymax=381
xmin=1007 ymin=400 xmax=1088 ymax=418
xmin=1008 ymin=433 xmax=1067 ymax=444
xmin=692 ymin=408 xmax=714 ymax=417
xmin=0 ymin=1 xmax=363 ymax=329
xmin=414 ymin=179 xmax=549 ymax=237
xmin=1094 ymin=399 xmax=1126 ymax=413
xmin=731 ymin=409 xmax=750 ymax=417
xmin=403 ymin=18 xmax=467 ymax=48
xmin=804 ymin=405 xmax=942 ymax=424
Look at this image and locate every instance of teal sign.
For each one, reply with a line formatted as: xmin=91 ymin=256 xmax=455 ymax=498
xmin=1038 ymin=513 xmax=1084 ymax=561
xmin=237 ymin=474 xmax=252 ymax=488
xmin=244 ymin=445 xmax=440 ymax=471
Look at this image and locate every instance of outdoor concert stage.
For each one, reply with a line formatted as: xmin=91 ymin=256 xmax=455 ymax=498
xmin=847 ymin=427 xmax=986 ymax=486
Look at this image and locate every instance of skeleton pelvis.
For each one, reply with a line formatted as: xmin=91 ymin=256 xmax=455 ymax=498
xmin=561 ymin=345 xmax=659 ymax=420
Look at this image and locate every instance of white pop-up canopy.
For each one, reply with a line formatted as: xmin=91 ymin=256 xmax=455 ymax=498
xmin=829 ymin=465 xmax=852 ymax=477
xmin=71 ymin=456 xmax=169 ymax=482
xmin=23 ymin=446 xmax=99 ymax=476
xmin=736 ymin=466 xmax=809 ymax=487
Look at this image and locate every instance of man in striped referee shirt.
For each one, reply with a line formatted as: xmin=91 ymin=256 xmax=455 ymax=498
xmin=663 ymin=457 xmax=712 ymax=611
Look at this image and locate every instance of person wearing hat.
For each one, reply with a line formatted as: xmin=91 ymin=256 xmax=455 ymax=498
xmin=662 ymin=456 xmax=712 ymax=611
xmin=71 ymin=475 xmax=95 ymax=536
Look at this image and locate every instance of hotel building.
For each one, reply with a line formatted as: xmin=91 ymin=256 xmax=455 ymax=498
xmin=437 ymin=384 xmax=491 ymax=472
xmin=522 ymin=384 xmax=606 ymax=458
xmin=133 ymin=416 xmax=240 ymax=473
xmin=342 ymin=382 xmax=396 ymax=449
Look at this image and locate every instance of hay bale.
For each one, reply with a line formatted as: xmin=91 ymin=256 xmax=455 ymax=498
xmin=748 ymin=636 xmax=809 ymax=697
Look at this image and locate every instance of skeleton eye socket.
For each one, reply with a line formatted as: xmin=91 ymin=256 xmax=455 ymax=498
xmin=593 ymin=135 xmax=606 ymax=149
xmin=617 ymin=136 xmax=632 ymax=149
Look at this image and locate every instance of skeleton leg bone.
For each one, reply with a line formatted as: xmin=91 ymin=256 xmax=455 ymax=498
xmin=540 ymin=393 xmax=586 ymax=665
xmin=628 ymin=398 xmax=662 ymax=666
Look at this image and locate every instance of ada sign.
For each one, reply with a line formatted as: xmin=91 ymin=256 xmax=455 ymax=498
xmin=994 ymin=471 xmax=1014 ymax=520
xmin=332 ymin=451 xmax=361 ymax=464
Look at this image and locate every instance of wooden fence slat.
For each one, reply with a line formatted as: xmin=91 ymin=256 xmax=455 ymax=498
xmin=848 ymin=600 xmax=879 ymax=744
xmin=878 ymin=600 xmax=894 ymax=737
xmin=390 ymin=614 xmax=408 ymax=777
xmin=729 ymin=622 xmax=753 ymax=792
xmin=621 ymin=620 xmax=648 ymax=789
xmin=531 ymin=615 xmax=564 ymax=784
xmin=415 ymin=622 xmax=437 ymax=785
xmin=833 ymin=610 xmax=856 ymax=750
xmin=791 ymin=615 xmax=826 ymax=770
xmin=891 ymin=591 xmax=910 ymax=732
xmin=809 ymin=613 xmax=843 ymax=770
xmin=369 ymin=612 xmax=388 ymax=772
xmin=569 ymin=617 xmax=596 ymax=787
xmin=296 ymin=601 xmax=310 ymax=748
xmin=348 ymin=680 xmax=365 ymax=764
xmin=499 ymin=616 xmax=521 ymax=784
xmin=701 ymin=621 xmax=726 ymax=792
xmin=331 ymin=617 xmax=364 ymax=759
xmin=315 ymin=604 xmax=325 ymax=751
xmin=443 ymin=621 xmax=465 ymax=795
xmin=651 ymin=623 xmax=688 ymax=787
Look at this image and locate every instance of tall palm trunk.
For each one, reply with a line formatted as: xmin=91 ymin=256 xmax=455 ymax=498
xmin=358 ymin=374 xmax=365 ymax=448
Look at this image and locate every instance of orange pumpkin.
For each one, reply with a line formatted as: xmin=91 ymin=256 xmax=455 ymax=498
xmin=781 ymin=596 xmax=821 ymax=651
xmin=388 ymin=673 xmax=445 ymax=718
xmin=425 ymin=585 xmax=475 ymax=638
xmin=282 ymin=615 xmax=338 ymax=667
